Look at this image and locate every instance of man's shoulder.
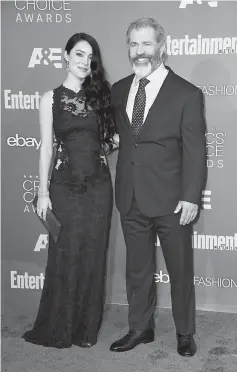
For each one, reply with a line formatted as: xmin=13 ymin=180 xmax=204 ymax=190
xmin=112 ymin=74 xmax=134 ymax=91
xmin=170 ymin=68 xmax=201 ymax=95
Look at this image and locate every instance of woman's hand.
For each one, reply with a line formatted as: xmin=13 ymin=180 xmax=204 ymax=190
xmin=113 ymin=134 xmax=120 ymax=146
xmin=37 ymin=196 xmax=52 ymax=221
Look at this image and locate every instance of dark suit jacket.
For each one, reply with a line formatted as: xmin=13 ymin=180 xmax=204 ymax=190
xmin=111 ymin=66 xmax=207 ymax=217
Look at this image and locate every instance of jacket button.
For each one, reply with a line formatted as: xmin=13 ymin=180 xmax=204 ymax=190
xmin=134 ymin=144 xmax=138 ymax=148
xmin=136 ymin=163 xmax=140 ymax=166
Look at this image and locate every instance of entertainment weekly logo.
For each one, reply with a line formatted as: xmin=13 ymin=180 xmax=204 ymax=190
xmin=4 ymin=89 xmax=41 ymax=109
xmin=156 ymin=231 xmax=237 ymax=251
xmin=154 ymin=270 xmax=237 ymax=289
xmin=15 ymin=0 xmax=72 ymax=23
xmin=167 ymin=35 xmax=237 ymax=56
xmin=10 ymin=270 xmax=44 ymax=289
xmin=193 ymin=231 xmax=237 ymax=251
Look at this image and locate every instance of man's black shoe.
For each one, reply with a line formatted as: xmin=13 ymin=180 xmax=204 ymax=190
xmin=177 ymin=333 xmax=196 ymax=357
xmin=110 ymin=329 xmax=154 ymax=352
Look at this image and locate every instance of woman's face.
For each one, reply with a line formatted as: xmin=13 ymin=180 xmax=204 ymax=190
xmin=65 ymin=40 xmax=93 ymax=80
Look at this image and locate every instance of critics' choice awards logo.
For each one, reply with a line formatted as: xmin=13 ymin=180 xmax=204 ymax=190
xmin=154 ymin=270 xmax=237 ymax=289
xmin=205 ymin=128 xmax=226 ymax=169
xmin=10 ymin=270 xmax=44 ymax=289
xmin=22 ymin=175 xmax=43 ymax=212
xmin=4 ymin=89 xmax=41 ymax=109
xmin=29 ymin=48 xmax=62 ymax=68
xmin=179 ymin=0 xmax=218 ymax=8
xmin=15 ymin=0 xmax=71 ymax=23
xmin=167 ymin=35 xmax=237 ymax=56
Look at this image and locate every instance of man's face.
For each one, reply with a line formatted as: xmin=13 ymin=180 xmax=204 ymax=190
xmin=128 ymin=27 xmax=163 ymax=78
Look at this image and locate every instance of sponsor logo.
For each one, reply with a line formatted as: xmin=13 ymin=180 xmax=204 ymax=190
xmin=10 ymin=270 xmax=44 ymax=289
xmin=193 ymin=231 xmax=237 ymax=251
xmin=194 ymin=276 xmax=237 ymax=288
xmin=23 ymin=175 xmax=40 ymax=212
xmin=154 ymin=270 xmax=237 ymax=288
xmin=202 ymin=190 xmax=211 ymax=210
xmin=179 ymin=0 xmax=218 ymax=8
xmin=198 ymin=85 xmax=237 ymax=96
xmin=166 ymin=35 xmax=237 ymax=55
xmin=154 ymin=270 xmax=170 ymax=284
xmin=7 ymin=134 xmax=41 ymax=150
xmin=4 ymin=89 xmax=41 ymax=109
xmin=157 ymin=231 xmax=237 ymax=251
xmin=22 ymin=175 xmax=50 ymax=213
xmin=206 ymin=128 xmax=226 ymax=169
xmin=15 ymin=0 xmax=72 ymax=23
xmin=34 ymin=234 xmax=49 ymax=251
xmin=28 ymin=48 xmax=62 ymax=68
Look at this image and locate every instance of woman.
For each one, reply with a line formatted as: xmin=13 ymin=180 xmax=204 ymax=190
xmin=22 ymin=33 xmax=117 ymax=348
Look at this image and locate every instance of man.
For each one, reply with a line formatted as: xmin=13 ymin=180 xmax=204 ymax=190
xmin=110 ymin=18 xmax=206 ymax=357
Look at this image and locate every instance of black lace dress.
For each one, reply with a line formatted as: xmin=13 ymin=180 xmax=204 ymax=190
xmin=22 ymin=85 xmax=113 ymax=348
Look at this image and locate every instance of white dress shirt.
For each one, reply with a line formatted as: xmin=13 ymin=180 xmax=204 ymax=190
xmin=126 ymin=63 xmax=169 ymax=124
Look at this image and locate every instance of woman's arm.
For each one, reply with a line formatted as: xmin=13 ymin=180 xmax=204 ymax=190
xmin=113 ymin=133 xmax=119 ymax=148
xmin=38 ymin=90 xmax=54 ymax=193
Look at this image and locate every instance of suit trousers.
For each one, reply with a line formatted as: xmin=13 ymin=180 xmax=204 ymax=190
xmin=120 ymin=194 xmax=195 ymax=335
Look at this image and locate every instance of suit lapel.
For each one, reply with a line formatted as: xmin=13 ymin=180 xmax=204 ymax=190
xmin=121 ymin=75 xmax=134 ymax=136
xmin=138 ymin=67 xmax=175 ymax=136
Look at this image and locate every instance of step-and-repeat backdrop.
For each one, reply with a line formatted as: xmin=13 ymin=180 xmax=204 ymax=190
xmin=2 ymin=1 xmax=237 ymax=321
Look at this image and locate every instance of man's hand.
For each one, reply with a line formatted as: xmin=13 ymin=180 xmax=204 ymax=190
xmin=174 ymin=201 xmax=198 ymax=225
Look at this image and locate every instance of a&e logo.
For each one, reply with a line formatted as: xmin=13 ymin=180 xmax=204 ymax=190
xmin=34 ymin=234 xmax=49 ymax=252
xmin=28 ymin=48 xmax=62 ymax=68
xmin=179 ymin=0 xmax=218 ymax=8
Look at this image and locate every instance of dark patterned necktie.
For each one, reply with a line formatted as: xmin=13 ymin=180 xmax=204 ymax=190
xmin=131 ymin=77 xmax=150 ymax=135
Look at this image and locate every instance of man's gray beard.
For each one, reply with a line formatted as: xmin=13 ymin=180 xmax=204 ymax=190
xmin=132 ymin=61 xmax=152 ymax=78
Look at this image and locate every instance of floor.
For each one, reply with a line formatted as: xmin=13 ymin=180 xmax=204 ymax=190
xmin=2 ymin=305 xmax=237 ymax=372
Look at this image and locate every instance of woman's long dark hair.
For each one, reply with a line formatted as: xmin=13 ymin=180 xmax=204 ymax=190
xmin=65 ymin=33 xmax=116 ymax=153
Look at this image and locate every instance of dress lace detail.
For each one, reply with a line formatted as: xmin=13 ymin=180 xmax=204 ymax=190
xmin=54 ymin=141 xmax=69 ymax=170
xmin=22 ymin=84 xmax=113 ymax=348
xmin=60 ymin=90 xmax=90 ymax=117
